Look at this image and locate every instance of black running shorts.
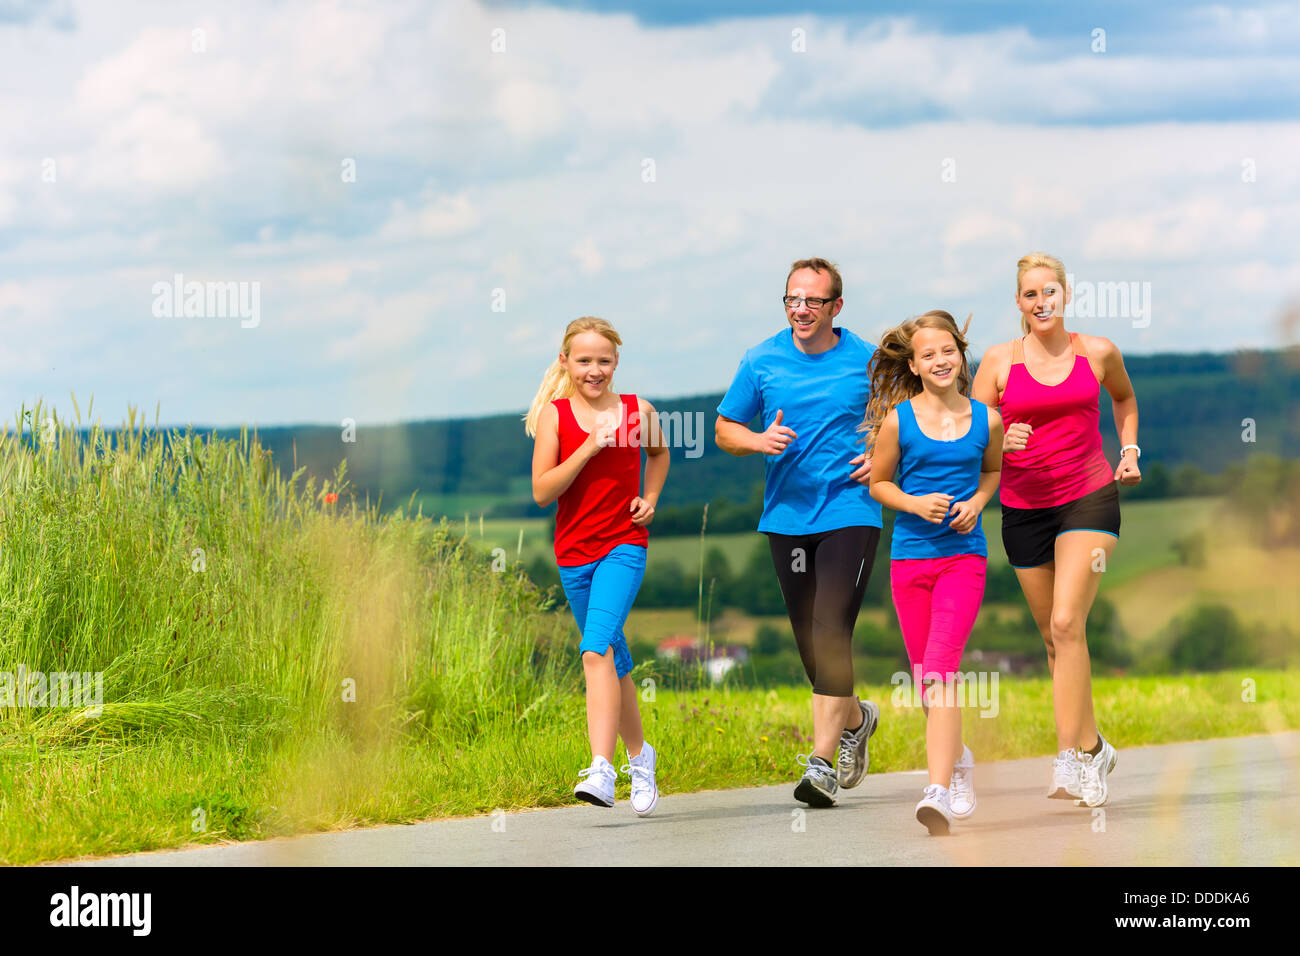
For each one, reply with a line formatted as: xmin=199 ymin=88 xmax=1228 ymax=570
xmin=1000 ymin=480 xmax=1121 ymax=569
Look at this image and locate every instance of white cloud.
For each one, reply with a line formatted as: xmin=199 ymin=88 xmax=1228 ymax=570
xmin=378 ymin=192 xmax=480 ymax=241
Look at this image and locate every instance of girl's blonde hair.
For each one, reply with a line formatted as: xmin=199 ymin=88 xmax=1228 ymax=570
xmin=523 ymin=317 xmax=623 ymax=437
xmin=858 ymin=310 xmax=973 ymax=453
xmin=1016 ymin=252 xmax=1068 ymax=335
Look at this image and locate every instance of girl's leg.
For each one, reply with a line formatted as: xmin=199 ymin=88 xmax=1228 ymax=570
xmin=581 ymin=545 xmax=648 ymax=762
xmin=890 ymin=560 xmax=933 ymax=686
xmin=1049 ymin=531 xmax=1116 ymax=752
xmin=558 ymin=560 xmax=611 ymax=763
xmin=582 ymin=648 xmax=620 ymax=762
xmin=1013 ymin=564 xmax=1057 ymax=673
xmin=618 ymin=673 xmax=645 ymax=758
xmin=924 ymin=681 xmax=962 ymax=787
xmin=921 ymin=555 xmax=986 ymax=785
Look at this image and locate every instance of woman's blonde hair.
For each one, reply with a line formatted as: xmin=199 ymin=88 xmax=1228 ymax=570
xmin=858 ymin=310 xmax=973 ymax=453
xmin=523 ymin=317 xmax=623 ymax=437
xmin=1016 ymin=252 xmax=1068 ymax=335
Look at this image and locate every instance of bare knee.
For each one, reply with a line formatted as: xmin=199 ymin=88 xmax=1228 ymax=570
xmin=1049 ymin=611 xmax=1085 ymax=646
xmin=582 ymin=648 xmax=613 ymax=669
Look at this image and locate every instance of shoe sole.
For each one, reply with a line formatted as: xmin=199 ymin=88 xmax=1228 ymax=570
xmin=916 ymin=806 xmax=951 ymax=835
xmin=574 ymin=789 xmax=614 ymax=808
xmin=794 ymin=779 xmax=837 ymax=808
xmin=1047 ymin=787 xmax=1080 ymax=800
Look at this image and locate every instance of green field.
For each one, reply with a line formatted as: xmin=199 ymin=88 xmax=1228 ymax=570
xmin=459 ymin=495 xmax=1219 ymax=581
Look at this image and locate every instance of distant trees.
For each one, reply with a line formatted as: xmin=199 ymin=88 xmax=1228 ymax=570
xmin=1222 ymin=454 xmax=1300 ymax=547
xmin=1165 ymin=605 xmax=1254 ymax=672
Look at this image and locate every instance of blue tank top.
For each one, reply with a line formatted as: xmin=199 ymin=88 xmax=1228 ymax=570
xmin=890 ymin=397 xmax=989 ymax=559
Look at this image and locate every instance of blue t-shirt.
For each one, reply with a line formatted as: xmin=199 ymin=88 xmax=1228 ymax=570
xmin=890 ymin=397 xmax=989 ymax=559
xmin=717 ymin=327 xmax=882 ymax=535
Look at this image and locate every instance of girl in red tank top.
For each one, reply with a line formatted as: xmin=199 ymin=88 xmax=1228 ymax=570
xmin=973 ymin=252 xmax=1142 ymax=811
xmin=524 ymin=317 xmax=670 ymax=816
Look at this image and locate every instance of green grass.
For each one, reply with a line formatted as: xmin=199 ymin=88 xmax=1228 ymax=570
xmin=0 ymin=401 xmax=1292 ymax=866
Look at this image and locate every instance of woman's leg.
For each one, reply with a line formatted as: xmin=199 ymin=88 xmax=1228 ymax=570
xmin=1049 ymin=531 xmax=1116 ymax=752
xmin=1013 ymin=564 xmax=1057 ymax=673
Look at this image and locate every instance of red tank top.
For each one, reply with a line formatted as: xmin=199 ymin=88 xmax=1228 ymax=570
xmin=998 ymin=333 xmax=1113 ymax=509
xmin=552 ymin=392 xmax=648 ymax=565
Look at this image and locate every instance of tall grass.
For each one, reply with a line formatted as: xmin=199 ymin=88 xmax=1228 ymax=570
xmin=0 ymin=399 xmax=577 ymax=862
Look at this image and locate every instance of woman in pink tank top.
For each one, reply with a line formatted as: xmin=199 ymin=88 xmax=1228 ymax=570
xmin=972 ymin=253 xmax=1142 ymax=809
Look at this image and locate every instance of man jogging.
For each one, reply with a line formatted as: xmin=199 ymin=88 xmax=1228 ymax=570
xmin=715 ymin=257 xmax=883 ymax=807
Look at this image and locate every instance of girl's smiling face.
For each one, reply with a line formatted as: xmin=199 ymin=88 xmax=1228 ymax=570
xmin=908 ymin=326 xmax=962 ymax=390
xmin=560 ymin=331 xmax=618 ymax=400
xmin=1017 ymin=266 xmax=1069 ymax=331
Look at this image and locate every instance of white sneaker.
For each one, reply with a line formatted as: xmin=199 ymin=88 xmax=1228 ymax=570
xmin=621 ymin=742 xmax=659 ymax=817
xmin=915 ymin=784 xmax=953 ymax=835
xmin=1048 ymin=748 xmax=1082 ymax=799
xmin=574 ymin=755 xmax=617 ymax=808
xmin=1075 ymin=736 xmax=1118 ymax=808
xmin=948 ymin=745 xmax=976 ymax=819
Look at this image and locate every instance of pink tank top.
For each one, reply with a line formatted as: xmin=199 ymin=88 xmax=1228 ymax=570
xmin=998 ymin=333 xmax=1113 ymax=509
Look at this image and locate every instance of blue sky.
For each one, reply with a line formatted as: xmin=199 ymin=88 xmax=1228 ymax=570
xmin=1 ymin=0 xmax=1297 ymax=427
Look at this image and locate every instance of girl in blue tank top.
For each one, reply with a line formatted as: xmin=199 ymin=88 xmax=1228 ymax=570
xmin=862 ymin=310 xmax=1004 ymax=835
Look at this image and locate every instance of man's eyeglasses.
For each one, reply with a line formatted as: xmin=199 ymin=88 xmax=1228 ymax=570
xmin=783 ymin=295 xmax=834 ymax=309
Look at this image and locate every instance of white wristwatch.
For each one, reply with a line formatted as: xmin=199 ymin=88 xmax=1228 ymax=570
xmin=1120 ymin=444 xmax=1141 ymax=458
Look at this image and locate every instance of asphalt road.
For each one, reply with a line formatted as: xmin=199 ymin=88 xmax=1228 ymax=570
xmin=68 ymin=732 xmax=1299 ymax=866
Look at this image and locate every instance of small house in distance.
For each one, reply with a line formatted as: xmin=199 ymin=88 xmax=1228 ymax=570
xmin=656 ymin=635 xmax=749 ymax=683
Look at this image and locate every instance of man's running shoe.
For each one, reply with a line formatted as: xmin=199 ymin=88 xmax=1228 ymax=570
xmin=836 ymin=698 xmax=880 ymax=789
xmin=794 ymin=753 xmax=838 ymax=807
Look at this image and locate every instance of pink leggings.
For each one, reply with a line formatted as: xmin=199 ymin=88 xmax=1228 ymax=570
xmin=890 ymin=554 xmax=986 ymax=681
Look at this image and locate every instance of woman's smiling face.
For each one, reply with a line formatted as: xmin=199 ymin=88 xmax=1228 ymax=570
xmin=1017 ymin=266 xmax=1069 ymax=330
